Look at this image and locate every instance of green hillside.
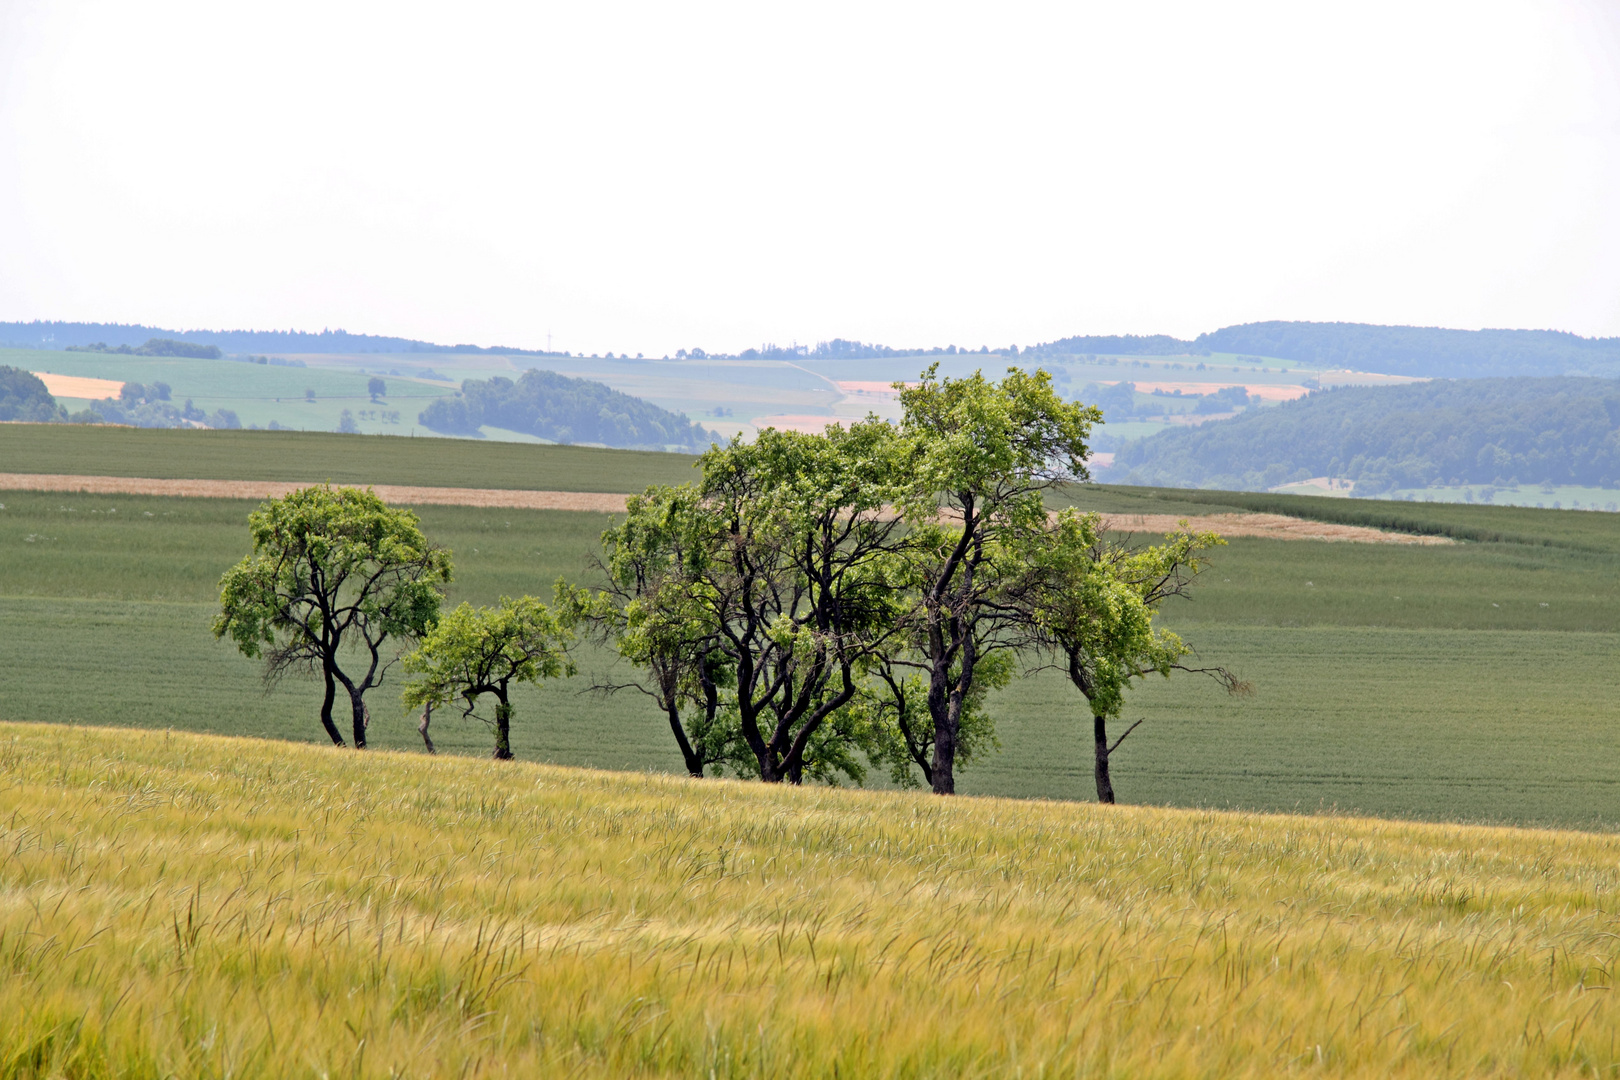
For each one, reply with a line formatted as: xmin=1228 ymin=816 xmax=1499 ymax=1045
xmin=0 ymin=423 xmax=700 ymax=491
xmin=1110 ymin=376 xmax=1620 ymax=502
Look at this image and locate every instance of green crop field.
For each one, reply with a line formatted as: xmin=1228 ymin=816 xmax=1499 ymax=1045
xmin=1 ymin=421 xmax=1616 ymax=830
xmin=1 ymin=722 xmax=1616 ymax=1078
xmin=0 ymin=423 xmax=701 ymax=491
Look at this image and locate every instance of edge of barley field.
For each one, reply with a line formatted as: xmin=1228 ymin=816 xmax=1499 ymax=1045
xmin=0 ymin=720 xmax=1615 ymax=1079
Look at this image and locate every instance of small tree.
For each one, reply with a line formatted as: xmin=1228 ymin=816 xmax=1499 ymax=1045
xmin=213 ymin=486 xmax=451 ymax=747
xmin=402 ymin=596 xmax=576 ymax=759
xmin=368 ymin=376 xmax=386 ymax=400
xmin=586 ymin=484 xmax=736 ymax=778
xmin=1022 ymin=511 xmax=1246 ymax=803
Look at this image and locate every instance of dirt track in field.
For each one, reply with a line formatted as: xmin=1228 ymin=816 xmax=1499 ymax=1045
xmin=0 ymin=473 xmax=1453 ymax=544
xmin=1098 ymin=512 xmax=1452 ymax=545
xmin=0 ymin=473 xmax=632 ymax=513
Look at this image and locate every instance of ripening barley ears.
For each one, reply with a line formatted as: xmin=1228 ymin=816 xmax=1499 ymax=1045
xmin=0 ymin=721 xmax=1614 ymax=1078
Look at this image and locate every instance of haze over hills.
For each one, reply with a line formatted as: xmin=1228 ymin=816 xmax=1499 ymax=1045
xmin=8 ymin=319 xmax=1620 ymax=379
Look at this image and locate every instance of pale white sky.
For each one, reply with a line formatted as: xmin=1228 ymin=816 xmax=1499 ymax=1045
xmin=1 ymin=0 xmax=1617 ymax=355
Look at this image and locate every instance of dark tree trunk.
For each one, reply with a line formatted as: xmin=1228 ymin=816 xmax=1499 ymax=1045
xmin=930 ymin=713 xmax=957 ymax=795
xmin=492 ymin=697 xmax=514 ymax=760
xmin=319 ymin=667 xmax=345 ymax=746
xmin=1093 ymin=714 xmax=1115 ymax=804
xmin=349 ymin=690 xmax=368 ymax=750
xmin=418 ymin=702 xmax=435 ymax=754
xmin=665 ymin=701 xmax=703 ymax=778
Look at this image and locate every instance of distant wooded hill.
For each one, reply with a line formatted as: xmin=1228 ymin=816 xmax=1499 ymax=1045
xmin=1108 ymin=377 xmax=1620 ymax=494
xmin=418 ymin=369 xmax=718 ymax=452
xmin=1032 ymin=323 xmax=1620 ymax=378
xmin=0 ymin=321 xmax=563 ymax=357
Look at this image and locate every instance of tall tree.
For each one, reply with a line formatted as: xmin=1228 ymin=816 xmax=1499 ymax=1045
xmin=593 ymin=422 xmax=908 ymax=783
xmin=213 ymin=486 xmax=451 ymax=747
xmin=894 ymin=366 xmax=1099 ymax=794
xmin=402 ymin=596 xmax=576 ymax=759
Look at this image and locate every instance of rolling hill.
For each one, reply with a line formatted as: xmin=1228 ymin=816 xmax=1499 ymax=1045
xmin=1108 ymin=376 xmax=1620 ymax=496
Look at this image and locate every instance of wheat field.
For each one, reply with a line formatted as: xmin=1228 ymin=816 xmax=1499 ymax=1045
xmin=1 ymin=721 xmax=1616 ymax=1078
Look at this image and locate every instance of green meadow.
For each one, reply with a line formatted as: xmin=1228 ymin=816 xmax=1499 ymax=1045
xmin=1 ymin=422 xmax=1615 ymax=831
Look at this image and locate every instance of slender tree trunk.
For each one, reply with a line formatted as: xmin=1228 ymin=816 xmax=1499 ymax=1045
xmin=1093 ymin=714 xmax=1115 ymax=804
xmin=418 ymin=702 xmax=435 ymax=754
xmin=349 ymin=690 xmax=368 ymax=750
xmin=665 ymin=701 xmax=703 ymax=778
xmin=319 ymin=666 xmax=345 ymax=746
xmin=492 ymin=697 xmax=513 ymax=760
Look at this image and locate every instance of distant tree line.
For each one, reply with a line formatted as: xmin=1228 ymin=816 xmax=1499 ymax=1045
xmin=66 ymin=338 xmax=223 ymax=359
xmin=1025 ymin=334 xmax=1199 ymax=358
xmin=0 ymin=321 xmax=569 ymax=358
xmin=79 ymin=381 xmax=241 ymax=430
xmin=418 ymin=368 xmax=719 ymax=451
xmin=1111 ymin=376 xmax=1620 ymax=494
xmin=216 ymin=368 xmax=1243 ymax=803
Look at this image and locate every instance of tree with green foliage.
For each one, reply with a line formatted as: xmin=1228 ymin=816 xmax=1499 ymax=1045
xmin=591 ymin=421 xmax=909 ymax=784
xmin=893 ymin=365 xmax=1100 ymax=794
xmin=213 ymin=486 xmax=452 ymax=747
xmin=403 ymin=596 xmax=577 ymax=759
xmin=368 ymin=377 xmax=386 ymax=400
xmin=584 ymin=484 xmax=736 ymax=778
xmin=1016 ymin=512 xmax=1245 ymax=802
xmin=0 ymin=366 xmax=65 ymax=423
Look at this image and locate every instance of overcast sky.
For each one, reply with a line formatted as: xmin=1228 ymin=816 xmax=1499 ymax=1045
xmin=1 ymin=1 xmax=1617 ymax=355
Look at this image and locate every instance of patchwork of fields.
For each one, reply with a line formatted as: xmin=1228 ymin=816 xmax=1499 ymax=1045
xmin=0 ymin=425 xmax=1615 ymax=830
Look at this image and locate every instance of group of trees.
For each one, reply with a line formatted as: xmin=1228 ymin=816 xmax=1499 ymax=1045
xmin=1111 ymin=376 xmax=1620 ymax=495
xmin=215 ymin=367 xmax=1239 ymax=802
xmin=78 ymin=382 xmax=241 ymax=430
xmin=418 ymin=368 xmax=718 ymax=451
xmin=65 ymin=337 xmax=223 ymax=359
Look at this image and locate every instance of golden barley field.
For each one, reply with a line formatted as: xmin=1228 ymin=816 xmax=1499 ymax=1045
xmin=1 ymin=721 xmax=1616 ymax=1079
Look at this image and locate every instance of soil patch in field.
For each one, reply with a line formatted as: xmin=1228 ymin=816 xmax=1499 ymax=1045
xmin=0 ymin=472 xmax=1452 ymax=543
xmin=1101 ymin=512 xmax=1452 ymax=545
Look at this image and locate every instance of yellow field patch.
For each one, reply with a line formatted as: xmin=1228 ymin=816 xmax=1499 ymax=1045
xmin=31 ymin=371 xmax=126 ymax=399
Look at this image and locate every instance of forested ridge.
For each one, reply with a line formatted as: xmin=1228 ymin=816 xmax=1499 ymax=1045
xmin=1028 ymin=322 xmax=1620 ymax=377
xmin=1110 ymin=376 xmax=1620 ymax=494
xmin=1193 ymin=322 xmax=1620 ymax=378
xmin=418 ymin=368 xmax=717 ymax=451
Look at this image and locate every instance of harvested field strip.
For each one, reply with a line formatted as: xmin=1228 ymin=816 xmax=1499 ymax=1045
xmin=0 ymin=472 xmax=1449 ymax=542
xmin=0 ymin=472 xmax=632 ymax=512
xmin=30 ymin=371 xmax=125 ymax=398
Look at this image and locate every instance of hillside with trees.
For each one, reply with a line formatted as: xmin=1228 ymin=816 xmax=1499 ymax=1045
xmin=1023 ymin=322 xmax=1620 ymax=377
xmin=418 ymin=368 xmax=718 ymax=451
xmin=0 ymin=366 xmax=66 ymax=422
xmin=1191 ymin=322 xmax=1620 ymax=378
xmin=1109 ymin=376 xmax=1620 ymax=495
